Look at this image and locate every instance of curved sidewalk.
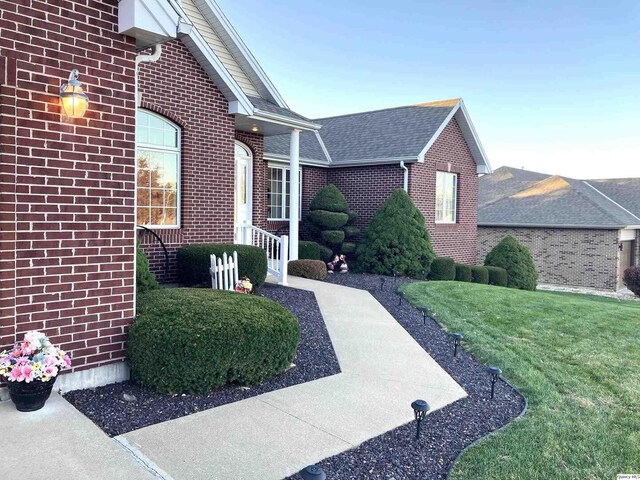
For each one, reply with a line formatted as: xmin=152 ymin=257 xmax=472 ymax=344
xmin=120 ymin=277 xmax=466 ymax=479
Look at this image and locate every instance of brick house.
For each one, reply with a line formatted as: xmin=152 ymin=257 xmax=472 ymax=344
xmin=478 ymin=167 xmax=640 ymax=291
xmin=0 ymin=0 xmax=490 ymax=393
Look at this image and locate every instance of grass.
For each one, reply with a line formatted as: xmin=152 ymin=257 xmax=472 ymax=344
xmin=400 ymin=281 xmax=640 ymax=480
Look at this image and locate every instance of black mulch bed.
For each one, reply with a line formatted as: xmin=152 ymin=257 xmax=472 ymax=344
xmin=284 ymin=273 xmax=526 ymax=480
xmin=63 ymin=284 xmax=341 ymax=437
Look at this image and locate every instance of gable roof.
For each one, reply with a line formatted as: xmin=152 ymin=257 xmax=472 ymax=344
xmin=586 ymin=178 xmax=640 ymax=219
xmin=479 ymin=167 xmax=640 ymax=229
xmin=264 ymin=98 xmax=491 ymax=171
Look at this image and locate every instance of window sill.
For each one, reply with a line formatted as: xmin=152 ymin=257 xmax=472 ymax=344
xmin=137 ymin=225 xmax=181 ymax=230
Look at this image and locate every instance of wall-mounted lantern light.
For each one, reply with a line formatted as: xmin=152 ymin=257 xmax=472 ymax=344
xmin=60 ymin=69 xmax=88 ymax=118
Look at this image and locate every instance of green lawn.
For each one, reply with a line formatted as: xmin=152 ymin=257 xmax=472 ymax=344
xmin=400 ymin=281 xmax=640 ymax=480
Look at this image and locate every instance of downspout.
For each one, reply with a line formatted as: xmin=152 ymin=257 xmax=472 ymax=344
xmin=135 ymin=44 xmax=162 ymax=106
xmin=400 ymin=161 xmax=409 ymax=192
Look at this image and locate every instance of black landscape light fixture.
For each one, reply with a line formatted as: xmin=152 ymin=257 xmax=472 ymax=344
xmin=380 ymin=276 xmax=386 ymax=290
xmin=488 ymin=366 xmax=502 ymax=399
xmin=451 ymin=332 xmax=463 ymax=357
xmin=411 ymin=399 xmax=430 ymax=440
xmin=398 ymin=290 xmax=405 ymax=306
xmin=419 ymin=306 xmax=429 ymax=325
xmin=300 ymin=465 xmax=326 ymax=480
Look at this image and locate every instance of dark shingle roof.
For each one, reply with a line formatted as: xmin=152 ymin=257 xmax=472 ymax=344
xmin=479 ymin=167 xmax=640 ymax=228
xmin=264 ymin=100 xmax=459 ymax=164
xmin=248 ymin=96 xmax=312 ymax=123
xmin=586 ymin=178 xmax=640 ymax=219
xmin=262 ymin=130 xmax=328 ymax=163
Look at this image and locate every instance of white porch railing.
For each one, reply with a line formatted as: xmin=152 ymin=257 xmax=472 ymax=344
xmin=237 ymin=224 xmax=288 ymax=286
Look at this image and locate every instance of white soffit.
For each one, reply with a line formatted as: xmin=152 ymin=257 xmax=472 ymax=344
xmin=119 ymin=0 xmax=181 ymax=50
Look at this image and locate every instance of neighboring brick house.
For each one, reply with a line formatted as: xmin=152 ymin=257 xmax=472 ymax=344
xmin=0 ymin=0 xmax=491 ymax=393
xmin=478 ymin=167 xmax=640 ymax=291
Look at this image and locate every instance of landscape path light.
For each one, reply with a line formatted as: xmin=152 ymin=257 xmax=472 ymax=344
xmin=300 ymin=465 xmax=326 ymax=480
xmin=398 ymin=290 xmax=405 ymax=306
xmin=488 ymin=366 xmax=502 ymax=399
xmin=451 ymin=332 xmax=463 ymax=357
xmin=380 ymin=276 xmax=386 ymax=291
xmin=419 ymin=306 xmax=429 ymax=325
xmin=411 ymin=399 xmax=430 ymax=440
xmin=59 ymin=69 xmax=89 ymax=118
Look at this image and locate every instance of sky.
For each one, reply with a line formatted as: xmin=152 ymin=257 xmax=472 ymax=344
xmin=217 ymin=0 xmax=640 ymax=179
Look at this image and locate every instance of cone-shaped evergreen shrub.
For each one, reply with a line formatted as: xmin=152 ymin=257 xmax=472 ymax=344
xmin=356 ymin=189 xmax=435 ymax=277
xmin=309 ymin=184 xmax=348 ymax=212
xmin=136 ymin=243 xmax=159 ymax=293
xmin=484 ymin=236 xmax=538 ymax=290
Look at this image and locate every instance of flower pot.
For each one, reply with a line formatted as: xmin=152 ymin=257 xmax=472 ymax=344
xmin=5 ymin=377 xmax=57 ymax=412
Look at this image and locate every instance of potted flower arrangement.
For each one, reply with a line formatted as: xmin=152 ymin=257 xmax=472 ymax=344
xmin=0 ymin=331 xmax=71 ymax=412
xmin=235 ymin=276 xmax=253 ymax=294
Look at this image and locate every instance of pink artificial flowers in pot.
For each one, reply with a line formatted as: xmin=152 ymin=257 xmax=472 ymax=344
xmin=0 ymin=331 xmax=72 ymax=412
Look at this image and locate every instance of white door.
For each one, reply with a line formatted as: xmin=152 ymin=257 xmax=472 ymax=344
xmin=234 ymin=142 xmax=253 ymax=243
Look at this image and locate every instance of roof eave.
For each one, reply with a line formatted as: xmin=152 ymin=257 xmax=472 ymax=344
xmin=250 ymin=109 xmax=322 ymax=131
xmin=479 ymin=222 xmax=629 ymax=230
xmin=264 ymin=153 xmax=330 ymax=167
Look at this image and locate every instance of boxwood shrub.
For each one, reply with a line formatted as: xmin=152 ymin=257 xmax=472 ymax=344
xmin=308 ymin=210 xmax=349 ymax=229
xmin=136 ymin=242 xmax=159 ymax=293
xmin=342 ymin=225 xmax=360 ymax=239
xmin=288 ymin=259 xmax=327 ymax=280
xmin=341 ymin=242 xmax=356 ymax=254
xmin=486 ymin=266 xmax=508 ymax=287
xmin=128 ymin=288 xmax=299 ymax=394
xmin=470 ymin=265 xmax=489 ymax=284
xmin=299 ymin=241 xmax=322 ymax=260
xmin=429 ymin=257 xmax=456 ymax=281
xmin=455 ymin=263 xmax=473 ymax=282
xmin=485 ymin=235 xmax=538 ymax=290
xmin=318 ymin=245 xmax=334 ymax=262
xmin=321 ymin=230 xmax=345 ymax=245
xmin=177 ymin=244 xmax=267 ymax=288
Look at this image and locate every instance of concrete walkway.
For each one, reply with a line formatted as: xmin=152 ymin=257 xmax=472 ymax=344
xmin=120 ymin=278 xmax=466 ymax=479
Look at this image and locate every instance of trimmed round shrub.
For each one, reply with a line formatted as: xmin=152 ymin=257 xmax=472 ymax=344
xmin=347 ymin=210 xmax=358 ymax=225
xmin=318 ymin=245 xmax=334 ymax=262
xmin=429 ymin=257 xmax=456 ymax=281
xmin=321 ymin=230 xmax=345 ymax=245
xmin=137 ymin=242 xmax=159 ymax=293
xmin=356 ymin=189 xmax=435 ymax=277
xmin=177 ymin=244 xmax=267 ymax=288
xmin=308 ymin=210 xmax=349 ymax=229
xmin=470 ymin=265 xmax=489 ymax=284
xmin=623 ymin=266 xmax=640 ymax=297
xmin=128 ymin=288 xmax=299 ymax=394
xmin=343 ymin=225 xmax=360 ymax=239
xmin=486 ymin=266 xmax=508 ymax=287
xmin=485 ymin=236 xmax=538 ymax=290
xmin=299 ymin=241 xmax=322 ymax=260
xmin=288 ymin=259 xmax=327 ymax=280
xmin=309 ymin=184 xmax=348 ymax=213
xmin=455 ymin=263 xmax=473 ymax=282
xmin=341 ymin=242 xmax=356 ymax=254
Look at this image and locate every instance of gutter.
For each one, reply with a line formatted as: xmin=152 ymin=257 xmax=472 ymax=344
xmin=250 ymin=109 xmax=322 ymax=131
xmin=478 ymin=222 xmax=629 ymax=230
xmin=400 ymin=160 xmax=409 ymax=192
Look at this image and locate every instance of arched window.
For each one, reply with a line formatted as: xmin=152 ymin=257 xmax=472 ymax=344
xmin=136 ymin=110 xmax=181 ymax=227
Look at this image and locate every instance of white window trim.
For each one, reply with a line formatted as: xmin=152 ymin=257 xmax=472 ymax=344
xmin=435 ymin=171 xmax=458 ymax=224
xmin=268 ymin=165 xmax=302 ymax=221
xmin=136 ymin=110 xmax=182 ymax=229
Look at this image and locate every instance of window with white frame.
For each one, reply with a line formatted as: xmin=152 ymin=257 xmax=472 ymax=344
xmin=136 ymin=110 xmax=180 ymax=227
xmin=435 ymin=171 xmax=457 ymax=223
xmin=268 ymin=166 xmax=302 ymax=220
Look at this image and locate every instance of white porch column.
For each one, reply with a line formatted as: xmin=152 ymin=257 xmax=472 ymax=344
xmin=289 ymin=129 xmax=300 ymax=260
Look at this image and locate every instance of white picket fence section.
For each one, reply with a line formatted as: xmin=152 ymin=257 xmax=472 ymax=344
xmin=237 ymin=224 xmax=288 ymax=285
xmin=210 ymin=251 xmax=239 ymax=291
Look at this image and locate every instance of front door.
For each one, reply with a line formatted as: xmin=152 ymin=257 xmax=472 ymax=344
xmin=618 ymin=240 xmax=635 ymax=290
xmin=234 ymin=142 xmax=253 ymax=243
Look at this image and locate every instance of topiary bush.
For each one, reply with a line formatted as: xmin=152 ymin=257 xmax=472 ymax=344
xmin=429 ymin=257 xmax=456 ymax=281
xmin=484 ymin=236 xmax=538 ymax=290
xmin=486 ymin=266 xmax=509 ymax=287
xmin=137 ymin=242 xmax=159 ymax=293
xmin=356 ymin=189 xmax=435 ymax=277
xmin=470 ymin=265 xmax=489 ymax=284
xmin=177 ymin=244 xmax=267 ymax=288
xmin=455 ymin=263 xmax=473 ymax=282
xmin=299 ymin=241 xmax=322 ymax=260
xmin=306 ymin=184 xmax=360 ymax=258
xmin=288 ymin=259 xmax=327 ymax=280
xmin=623 ymin=266 xmax=640 ymax=297
xmin=128 ymin=288 xmax=299 ymax=394
xmin=318 ymin=245 xmax=334 ymax=262
xmin=341 ymin=242 xmax=356 ymax=254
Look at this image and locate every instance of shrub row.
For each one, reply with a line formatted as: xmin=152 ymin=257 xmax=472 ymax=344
xmin=128 ymin=288 xmax=299 ymax=394
xmin=428 ymin=256 xmax=507 ymax=286
xmin=177 ymin=244 xmax=267 ymax=288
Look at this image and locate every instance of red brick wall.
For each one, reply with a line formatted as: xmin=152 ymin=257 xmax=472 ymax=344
xmin=327 ymin=164 xmax=404 ymax=234
xmin=0 ymin=0 xmax=137 ymax=374
xmin=137 ymin=40 xmax=240 ymax=281
xmin=410 ymin=118 xmax=478 ymax=264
